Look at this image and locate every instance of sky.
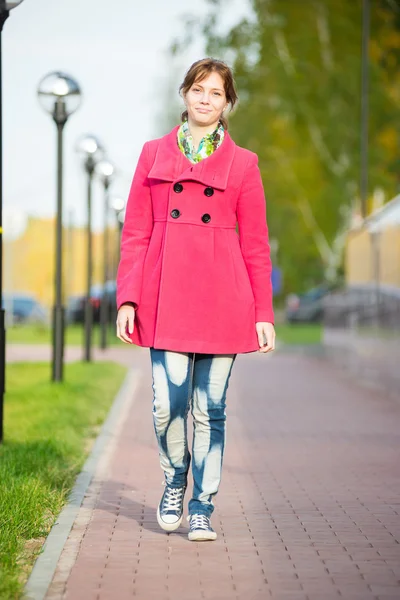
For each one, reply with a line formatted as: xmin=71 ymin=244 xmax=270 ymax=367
xmin=4 ymin=0 xmax=248 ymax=232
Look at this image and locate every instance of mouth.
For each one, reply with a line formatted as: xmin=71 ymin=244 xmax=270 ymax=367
xmin=196 ymin=108 xmax=211 ymax=114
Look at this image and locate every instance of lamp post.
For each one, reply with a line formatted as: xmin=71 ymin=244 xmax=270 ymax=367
xmin=37 ymin=73 xmax=81 ymax=382
xmin=360 ymin=0 xmax=370 ymax=219
xmin=95 ymin=160 xmax=115 ymax=350
xmin=76 ymin=135 xmax=104 ymax=362
xmin=110 ymin=196 xmax=125 ymax=271
xmin=109 ymin=196 xmax=125 ymax=324
xmin=117 ymin=207 xmax=126 ymax=233
xmin=0 ymin=1 xmax=26 ymax=442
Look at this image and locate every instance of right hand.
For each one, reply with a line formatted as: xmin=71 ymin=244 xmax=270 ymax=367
xmin=116 ymin=304 xmax=135 ymax=344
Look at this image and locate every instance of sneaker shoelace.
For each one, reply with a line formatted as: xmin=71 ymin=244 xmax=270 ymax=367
xmin=189 ymin=514 xmax=212 ymax=531
xmin=161 ymin=486 xmax=184 ymax=513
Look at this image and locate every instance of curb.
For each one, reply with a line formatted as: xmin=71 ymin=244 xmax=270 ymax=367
xmin=24 ymin=367 xmax=140 ymax=600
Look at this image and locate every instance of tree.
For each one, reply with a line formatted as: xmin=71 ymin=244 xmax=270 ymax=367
xmin=169 ymin=0 xmax=400 ymax=293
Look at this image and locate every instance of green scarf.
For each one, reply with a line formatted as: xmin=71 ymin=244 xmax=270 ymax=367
xmin=177 ymin=120 xmax=225 ymax=164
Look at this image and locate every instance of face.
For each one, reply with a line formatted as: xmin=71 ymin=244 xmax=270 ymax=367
xmin=184 ymin=71 xmax=228 ymax=128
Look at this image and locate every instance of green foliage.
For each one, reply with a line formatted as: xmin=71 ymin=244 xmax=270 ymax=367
xmin=275 ymin=322 xmax=322 ymax=345
xmin=170 ymin=0 xmax=400 ymax=293
xmin=0 ymin=361 xmax=126 ymax=599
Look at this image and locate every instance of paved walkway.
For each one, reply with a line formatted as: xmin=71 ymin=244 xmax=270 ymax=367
xmin=6 ymin=343 xmax=134 ymax=366
xmin=29 ymin=348 xmax=400 ymax=599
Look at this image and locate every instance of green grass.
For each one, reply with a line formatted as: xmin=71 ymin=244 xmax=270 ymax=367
xmin=0 ymin=361 xmax=126 ymax=599
xmin=7 ymin=322 xmax=323 ymax=348
xmin=6 ymin=324 xmax=122 ymax=346
xmin=275 ymin=323 xmax=322 ymax=345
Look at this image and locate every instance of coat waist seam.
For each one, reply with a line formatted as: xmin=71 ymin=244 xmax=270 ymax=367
xmin=153 ymin=219 xmax=236 ymax=229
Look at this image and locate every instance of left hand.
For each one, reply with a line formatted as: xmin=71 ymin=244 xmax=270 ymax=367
xmin=256 ymin=322 xmax=276 ymax=353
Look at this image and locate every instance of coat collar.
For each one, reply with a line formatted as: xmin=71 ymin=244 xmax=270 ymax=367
xmin=148 ymin=125 xmax=236 ymax=191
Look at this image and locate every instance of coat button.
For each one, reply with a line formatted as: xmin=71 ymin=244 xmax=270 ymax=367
xmin=173 ymin=182 xmax=183 ymax=193
xmin=201 ymin=213 xmax=211 ymax=223
xmin=204 ymin=187 xmax=214 ymax=197
xmin=171 ymin=209 xmax=181 ymax=219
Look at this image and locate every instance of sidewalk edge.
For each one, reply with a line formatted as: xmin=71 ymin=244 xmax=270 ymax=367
xmin=24 ymin=367 xmax=139 ymax=600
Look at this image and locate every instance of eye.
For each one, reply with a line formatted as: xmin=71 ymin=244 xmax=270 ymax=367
xmin=193 ymin=87 xmax=201 ymax=92
xmin=213 ymin=92 xmax=222 ymax=96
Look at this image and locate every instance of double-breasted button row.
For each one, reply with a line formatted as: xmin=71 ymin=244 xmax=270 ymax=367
xmin=173 ymin=182 xmax=183 ymax=193
xmin=173 ymin=182 xmax=214 ymax=197
xmin=170 ymin=209 xmax=212 ymax=223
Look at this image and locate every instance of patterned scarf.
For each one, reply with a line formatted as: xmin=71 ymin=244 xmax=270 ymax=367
xmin=177 ymin=120 xmax=225 ymax=164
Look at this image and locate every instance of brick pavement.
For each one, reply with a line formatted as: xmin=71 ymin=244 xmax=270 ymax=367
xmin=43 ymin=348 xmax=400 ymax=600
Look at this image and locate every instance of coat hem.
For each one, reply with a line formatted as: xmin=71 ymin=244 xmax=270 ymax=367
xmin=131 ymin=336 xmax=260 ymax=355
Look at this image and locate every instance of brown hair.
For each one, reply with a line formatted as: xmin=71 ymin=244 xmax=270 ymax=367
xmin=179 ymin=58 xmax=238 ymax=130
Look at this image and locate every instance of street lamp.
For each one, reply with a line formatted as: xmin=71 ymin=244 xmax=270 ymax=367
xmin=76 ymin=135 xmax=104 ymax=362
xmin=116 ymin=209 xmax=126 ymax=262
xmin=0 ymin=1 xmax=26 ymax=442
xmin=110 ymin=196 xmax=125 ymax=270
xmin=0 ymin=0 xmax=25 ymax=30
xmin=37 ymin=72 xmax=81 ymax=382
xmin=360 ymin=0 xmax=370 ymax=219
xmin=95 ymin=159 xmax=115 ymax=350
xmin=110 ymin=196 xmax=125 ymax=218
xmin=117 ymin=206 xmax=126 ymax=228
xmin=109 ymin=196 xmax=125 ymax=324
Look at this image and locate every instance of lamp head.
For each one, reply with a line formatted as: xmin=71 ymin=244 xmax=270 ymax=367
xmin=96 ymin=160 xmax=115 ymax=184
xmin=4 ymin=1 xmax=25 ymax=10
xmin=37 ymin=72 xmax=81 ymax=122
xmin=75 ymin=134 xmax=105 ymax=174
xmin=110 ymin=197 xmax=125 ymax=212
xmin=75 ymin=134 xmax=104 ymax=157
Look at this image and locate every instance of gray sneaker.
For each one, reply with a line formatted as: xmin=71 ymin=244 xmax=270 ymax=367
xmin=188 ymin=513 xmax=217 ymax=541
xmin=157 ymin=484 xmax=186 ymax=532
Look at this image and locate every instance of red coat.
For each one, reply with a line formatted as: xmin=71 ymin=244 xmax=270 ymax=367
xmin=117 ymin=125 xmax=274 ymax=354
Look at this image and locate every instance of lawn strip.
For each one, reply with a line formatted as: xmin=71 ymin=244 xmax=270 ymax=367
xmin=0 ymin=361 xmax=126 ymax=600
xmin=6 ymin=324 xmax=123 ymax=346
xmin=275 ymin=323 xmax=322 ymax=345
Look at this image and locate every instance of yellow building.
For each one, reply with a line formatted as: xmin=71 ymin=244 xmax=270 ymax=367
xmin=345 ymin=195 xmax=400 ymax=289
xmin=3 ymin=217 xmax=120 ymax=307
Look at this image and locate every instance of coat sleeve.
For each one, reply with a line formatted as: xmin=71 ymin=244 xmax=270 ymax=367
xmin=236 ymin=152 xmax=274 ymax=324
xmin=116 ymin=142 xmax=153 ymax=310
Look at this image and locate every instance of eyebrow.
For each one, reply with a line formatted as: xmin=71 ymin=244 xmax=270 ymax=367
xmin=193 ymin=83 xmax=224 ymax=92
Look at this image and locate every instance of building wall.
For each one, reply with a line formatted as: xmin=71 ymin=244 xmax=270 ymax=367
xmin=3 ymin=217 xmax=120 ymax=307
xmin=345 ymin=228 xmax=372 ymax=284
xmin=345 ymin=225 xmax=400 ymax=287
xmin=379 ymin=227 xmax=400 ymax=287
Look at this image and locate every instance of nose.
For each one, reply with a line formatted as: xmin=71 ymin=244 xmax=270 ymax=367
xmin=200 ymin=92 xmax=210 ymax=104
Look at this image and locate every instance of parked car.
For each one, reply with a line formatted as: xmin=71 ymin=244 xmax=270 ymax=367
xmin=66 ymin=281 xmax=117 ymax=324
xmin=2 ymin=293 xmax=48 ymax=325
xmin=322 ymin=284 xmax=400 ymax=329
xmin=65 ymin=295 xmax=86 ymax=324
xmin=285 ymin=285 xmax=332 ymax=324
xmin=66 ymin=286 xmax=101 ymax=324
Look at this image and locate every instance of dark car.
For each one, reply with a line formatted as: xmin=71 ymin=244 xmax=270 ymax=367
xmin=66 ymin=281 xmax=117 ymax=324
xmin=65 ymin=295 xmax=86 ymax=324
xmin=3 ymin=293 xmax=48 ymax=325
xmin=66 ymin=286 xmax=102 ymax=324
xmin=285 ymin=286 xmax=331 ymax=324
xmin=103 ymin=280 xmax=117 ymax=321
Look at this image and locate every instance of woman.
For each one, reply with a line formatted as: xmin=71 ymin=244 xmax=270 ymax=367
xmin=116 ymin=58 xmax=275 ymax=542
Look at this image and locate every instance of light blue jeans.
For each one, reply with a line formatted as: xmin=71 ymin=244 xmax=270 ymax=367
xmin=150 ymin=349 xmax=236 ymax=516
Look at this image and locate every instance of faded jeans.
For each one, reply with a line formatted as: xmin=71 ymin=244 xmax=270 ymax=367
xmin=150 ymin=349 xmax=236 ymax=516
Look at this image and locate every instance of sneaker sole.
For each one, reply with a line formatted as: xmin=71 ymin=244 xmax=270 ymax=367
xmin=188 ymin=530 xmax=217 ymax=542
xmin=156 ymin=506 xmax=183 ymax=532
